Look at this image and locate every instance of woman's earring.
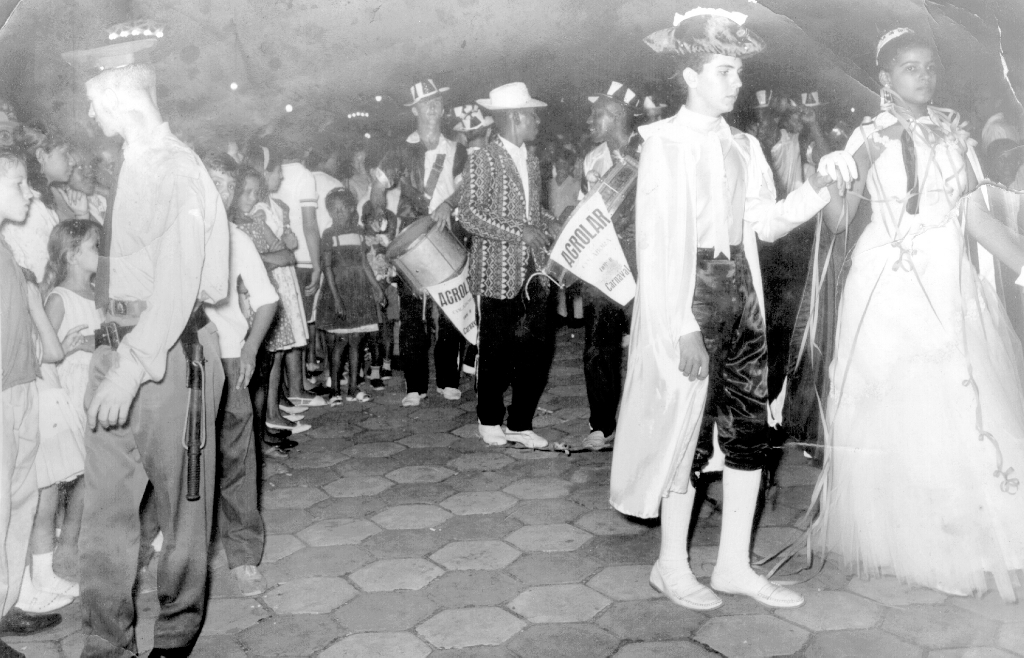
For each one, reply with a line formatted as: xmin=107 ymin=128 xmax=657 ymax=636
xmin=880 ymin=84 xmax=894 ymax=110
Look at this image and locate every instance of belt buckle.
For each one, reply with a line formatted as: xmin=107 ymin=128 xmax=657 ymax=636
xmin=99 ymin=322 xmax=121 ymax=350
xmin=112 ymin=300 xmax=128 ymax=316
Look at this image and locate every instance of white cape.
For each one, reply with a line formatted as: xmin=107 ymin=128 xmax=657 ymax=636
xmin=609 ymin=111 xmax=830 ymax=519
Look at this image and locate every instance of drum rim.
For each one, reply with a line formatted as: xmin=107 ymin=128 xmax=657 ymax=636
xmin=385 ymin=216 xmax=437 ymax=259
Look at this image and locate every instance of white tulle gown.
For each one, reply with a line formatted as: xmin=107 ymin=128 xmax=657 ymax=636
xmin=817 ymin=107 xmax=1024 ymax=601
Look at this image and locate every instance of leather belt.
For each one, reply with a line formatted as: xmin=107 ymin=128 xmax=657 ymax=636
xmin=95 ymin=322 xmax=133 ymax=350
xmin=107 ymin=299 xmax=147 ymax=318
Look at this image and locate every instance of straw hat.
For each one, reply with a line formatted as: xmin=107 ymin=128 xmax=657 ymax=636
xmin=477 ymin=83 xmax=547 ymax=111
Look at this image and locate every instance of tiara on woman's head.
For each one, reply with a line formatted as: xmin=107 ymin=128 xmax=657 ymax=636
xmin=876 ymin=27 xmax=914 ymax=64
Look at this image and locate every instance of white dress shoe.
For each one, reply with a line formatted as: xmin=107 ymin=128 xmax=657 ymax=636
xmin=503 ymin=429 xmax=548 ymax=450
xmin=478 ymin=424 xmax=507 ymax=446
xmin=649 ymin=561 xmax=722 ymax=611
xmin=710 ymin=570 xmax=805 ymax=608
xmin=437 ymin=387 xmax=462 ymax=400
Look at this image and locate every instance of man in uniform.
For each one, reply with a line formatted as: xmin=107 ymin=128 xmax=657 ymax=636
xmin=63 ymin=34 xmax=229 ymax=657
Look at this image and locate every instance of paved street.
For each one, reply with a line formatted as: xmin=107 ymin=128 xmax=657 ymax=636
xmin=11 ymin=327 xmax=1024 ymax=657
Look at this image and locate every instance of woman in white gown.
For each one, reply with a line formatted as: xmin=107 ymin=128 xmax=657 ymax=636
xmin=816 ymin=28 xmax=1024 ymax=601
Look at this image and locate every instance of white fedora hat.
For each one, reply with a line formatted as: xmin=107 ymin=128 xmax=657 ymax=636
xmin=477 ymin=82 xmax=547 ymax=111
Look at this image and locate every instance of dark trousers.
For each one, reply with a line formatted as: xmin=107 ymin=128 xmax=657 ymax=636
xmin=248 ymin=346 xmax=275 ymax=448
xmin=217 ymin=358 xmax=265 ymax=569
xmin=80 ymin=327 xmax=223 ymax=657
xmin=582 ymin=287 xmax=630 ymax=436
xmin=477 ymin=279 xmax=557 ymax=431
xmin=399 ymin=282 xmax=462 ymax=393
xmin=690 ymin=246 xmax=771 ymax=473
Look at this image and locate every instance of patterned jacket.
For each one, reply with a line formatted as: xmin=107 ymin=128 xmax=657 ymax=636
xmin=459 ymin=139 xmax=554 ymax=299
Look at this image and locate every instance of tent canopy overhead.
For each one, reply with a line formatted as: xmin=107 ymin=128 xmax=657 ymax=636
xmin=1 ymin=0 xmax=1021 ymax=149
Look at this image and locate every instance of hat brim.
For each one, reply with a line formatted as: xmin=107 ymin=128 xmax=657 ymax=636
xmin=404 ymin=87 xmax=450 ymax=107
xmin=62 ymin=38 xmax=160 ymax=74
xmin=589 ymin=93 xmax=644 ymax=113
xmin=477 ymin=98 xmax=547 ymax=110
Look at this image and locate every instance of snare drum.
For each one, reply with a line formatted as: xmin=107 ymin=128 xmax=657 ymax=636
xmin=385 ymin=216 xmax=468 ymax=294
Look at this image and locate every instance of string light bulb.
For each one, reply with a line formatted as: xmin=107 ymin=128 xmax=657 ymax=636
xmin=230 ymin=82 xmax=238 ymax=91
xmin=285 ymin=104 xmax=293 ymax=113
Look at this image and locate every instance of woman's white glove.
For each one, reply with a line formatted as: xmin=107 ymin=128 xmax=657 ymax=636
xmin=817 ymin=151 xmax=859 ymax=195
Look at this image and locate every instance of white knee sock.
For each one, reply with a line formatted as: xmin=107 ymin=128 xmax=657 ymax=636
xmin=713 ymin=467 xmax=763 ymax=584
xmin=659 ymin=488 xmax=696 ymax=574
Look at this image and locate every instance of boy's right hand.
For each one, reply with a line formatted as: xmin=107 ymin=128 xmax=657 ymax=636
xmin=678 ymin=331 xmax=709 ymax=381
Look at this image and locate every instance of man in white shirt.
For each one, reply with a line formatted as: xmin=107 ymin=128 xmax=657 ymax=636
xmin=204 ymin=153 xmax=279 ymax=598
xmin=271 ymin=157 xmax=320 ymax=318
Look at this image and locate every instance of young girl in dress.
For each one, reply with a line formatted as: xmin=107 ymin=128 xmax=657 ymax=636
xmin=816 ymin=28 xmax=1024 ymax=601
xmin=317 ymin=189 xmax=384 ymax=403
xmin=28 ymin=219 xmax=103 ymax=605
xmin=232 ymin=165 xmax=311 ymax=436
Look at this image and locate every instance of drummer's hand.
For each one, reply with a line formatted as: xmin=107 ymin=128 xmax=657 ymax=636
xmin=431 ymin=201 xmax=453 ymax=231
xmin=522 ymin=225 xmax=550 ymax=252
xmin=678 ymin=331 xmax=709 ymax=381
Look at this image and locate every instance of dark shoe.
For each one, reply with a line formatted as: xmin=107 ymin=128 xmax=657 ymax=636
xmin=370 ymin=378 xmax=385 ymax=390
xmin=148 ymin=647 xmax=191 ymax=657
xmin=0 ymin=608 xmax=61 ymax=635
xmin=265 ymin=436 xmax=299 ymax=450
xmin=0 ymin=639 xmax=25 ymax=658
xmin=380 ymin=367 xmax=392 ymax=380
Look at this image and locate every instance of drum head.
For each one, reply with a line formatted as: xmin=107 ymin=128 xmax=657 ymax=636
xmin=386 ymin=216 xmax=435 ymax=260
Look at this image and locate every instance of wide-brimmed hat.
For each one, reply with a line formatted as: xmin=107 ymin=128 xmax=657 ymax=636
xmin=452 ymin=104 xmax=493 ymax=132
xmin=589 ymin=81 xmax=643 ymax=113
xmin=477 ymin=83 xmax=547 ymax=111
xmin=62 ymin=38 xmax=160 ymax=75
xmin=406 ymin=79 xmax=450 ymax=107
xmin=801 ymin=91 xmax=824 ymax=108
xmin=643 ymin=94 xmax=667 ymax=112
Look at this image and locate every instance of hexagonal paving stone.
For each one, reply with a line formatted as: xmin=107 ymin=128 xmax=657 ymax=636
xmin=503 ymin=477 xmax=572 ymax=499
xmin=372 ymin=504 xmax=452 ymax=530
xmin=335 ymin=457 xmax=404 ymax=477
xmin=423 ymin=570 xmax=523 ymax=608
xmin=296 ymin=518 xmax=382 ymax=546
xmin=430 ymin=540 xmax=521 ymax=571
xmin=505 ymin=523 xmax=593 ymax=552
xmin=882 ymin=603 xmax=1000 ymax=649
xmin=237 ymin=613 xmax=342 ymax=656
xmin=417 ymin=607 xmax=525 ymax=649
xmin=344 ymin=441 xmax=407 ymax=458
xmin=349 ymin=558 xmax=444 ymax=591
xmin=509 ymin=499 xmax=588 ymax=525
xmin=264 ymin=577 xmax=357 ymax=614
xmin=262 ymin=534 xmax=305 ymax=563
xmin=440 ymin=491 xmax=518 ymax=515
xmin=804 ymin=629 xmax=924 ymax=658
xmin=261 ymin=486 xmax=328 ymax=510
xmin=950 ymin=590 xmax=1024 ymax=623
xmin=284 ymin=450 xmax=347 ymax=470
xmin=399 ymin=433 xmax=460 ymax=448
xmin=386 ymin=465 xmax=456 ymax=483
xmin=452 ymin=422 xmax=485 ymax=439
xmin=320 ymin=632 xmax=430 ymax=658
xmin=448 ymin=470 xmax=517 ymax=492
xmin=324 ymin=475 xmax=394 ymax=498
xmin=695 ymin=615 xmax=810 ymax=657
xmin=596 ymin=600 xmax=705 ymax=641
xmin=362 ymin=529 xmax=449 ymax=559
xmin=438 ymin=512 xmax=523 ymax=541
xmin=846 ymin=575 xmax=947 ymax=606
xmin=574 ymin=510 xmax=647 ymax=536
xmin=332 ymin=591 xmax=438 ymax=632
xmin=506 ymin=552 xmax=602 ymax=585
xmin=448 ymin=452 xmax=515 ymax=472
xmin=189 ymin=636 xmax=247 ymax=658
xmin=263 ymin=508 xmax=314 ymax=534
xmin=613 ymin=641 xmax=718 ymax=657
xmin=201 ymin=598 xmax=269 ymax=635
xmin=776 ymin=590 xmax=884 ymax=631
xmin=262 ymin=546 xmax=373 ymax=584
xmin=507 ymin=623 xmax=620 ymax=658
xmin=587 ymin=565 xmax=660 ymax=601
xmin=378 ymin=482 xmax=456 ymax=506
xmin=509 ymin=584 xmax=611 ymax=623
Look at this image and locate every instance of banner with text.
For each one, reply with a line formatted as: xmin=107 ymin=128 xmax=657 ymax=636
xmin=549 ymin=194 xmax=636 ymax=305
xmin=425 ymin=263 xmax=478 ymax=345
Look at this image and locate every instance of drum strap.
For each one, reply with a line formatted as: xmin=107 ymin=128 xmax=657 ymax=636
xmin=423 ymin=153 xmax=447 ymax=206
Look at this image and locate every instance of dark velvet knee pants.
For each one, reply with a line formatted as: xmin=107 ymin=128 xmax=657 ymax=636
xmin=690 ymin=246 xmax=771 ymax=473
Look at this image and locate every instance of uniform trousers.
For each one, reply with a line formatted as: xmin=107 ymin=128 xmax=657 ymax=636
xmin=689 ymin=246 xmax=772 ymax=473
xmin=582 ymin=287 xmax=630 ymax=437
xmin=477 ymin=279 xmax=557 ymax=431
xmin=0 ymin=382 xmax=39 ymax=616
xmin=80 ymin=326 xmax=223 ymax=657
xmin=217 ymin=358 xmax=265 ymax=569
xmin=398 ymin=281 xmax=462 ymax=393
